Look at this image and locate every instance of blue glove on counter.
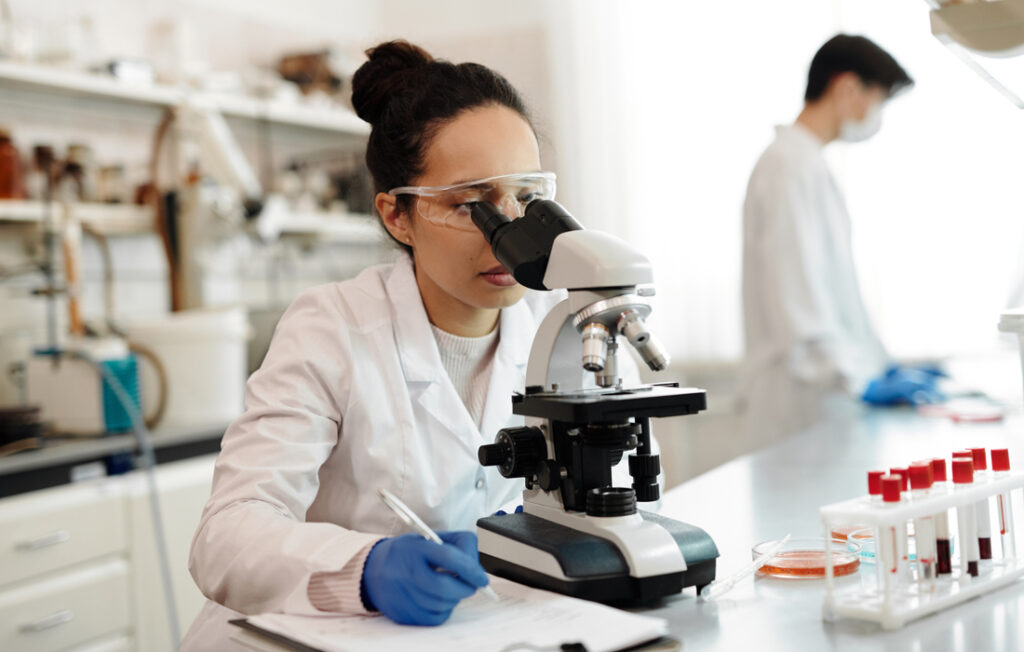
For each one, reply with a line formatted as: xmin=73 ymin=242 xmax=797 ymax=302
xmin=360 ymin=531 xmax=489 ymax=626
xmin=493 ymin=505 xmax=524 ymax=516
xmin=862 ymin=364 xmax=946 ymax=406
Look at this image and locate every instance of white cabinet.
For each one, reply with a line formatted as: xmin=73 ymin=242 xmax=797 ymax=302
xmin=126 ymin=455 xmax=215 ymax=650
xmin=0 ymin=558 xmax=132 ymax=652
xmin=0 ymin=454 xmax=216 ymax=651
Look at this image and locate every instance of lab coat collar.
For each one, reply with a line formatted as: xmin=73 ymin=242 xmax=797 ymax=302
xmin=387 ymin=254 xmax=444 ymax=385
xmin=386 ymin=254 xmax=536 ymax=439
xmin=777 ymin=123 xmax=826 ymax=150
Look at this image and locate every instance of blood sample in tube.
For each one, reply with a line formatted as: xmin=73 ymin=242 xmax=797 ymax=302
xmin=932 ymin=458 xmax=952 ymax=575
xmin=968 ymin=448 xmax=993 ymax=560
xmin=953 ymin=457 xmax=979 ymax=578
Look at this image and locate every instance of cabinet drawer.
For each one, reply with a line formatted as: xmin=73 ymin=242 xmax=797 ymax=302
xmin=0 ymin=480 xmax=127 ymax=587
xmin=0 ymin=558 xmax=132 ymax=652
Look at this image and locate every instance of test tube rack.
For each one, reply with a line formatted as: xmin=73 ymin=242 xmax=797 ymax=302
xmin=819 ymin=470 xmax=1024 ymax=630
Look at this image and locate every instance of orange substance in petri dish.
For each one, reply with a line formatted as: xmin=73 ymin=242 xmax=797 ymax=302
xmin=757 ymin=550 xmax=860 ymax=578
xmin=830 ymin=525 xmax=872 ymax=541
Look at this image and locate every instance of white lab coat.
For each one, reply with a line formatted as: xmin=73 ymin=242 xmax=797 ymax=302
xmin=740 ymin=124 xmax=886 ymax=448
xmin=182 ymin=254 xmax=642 ymax=649
xmin=182 ymin=255 xmax=564 ymax=649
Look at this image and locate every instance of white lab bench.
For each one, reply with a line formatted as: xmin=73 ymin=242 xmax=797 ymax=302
xmin=648 ymin=407 xmax=1024 ymax=651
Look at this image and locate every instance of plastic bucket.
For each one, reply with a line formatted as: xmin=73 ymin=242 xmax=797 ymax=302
xmin=125 ymin=306 xmax=250 ymax=430
xmin=999 ymin=307 xmax=1024 ymax=407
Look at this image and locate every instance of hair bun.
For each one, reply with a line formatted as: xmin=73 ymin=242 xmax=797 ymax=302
xmin=351 ymin=40 xmax=434 ymax=125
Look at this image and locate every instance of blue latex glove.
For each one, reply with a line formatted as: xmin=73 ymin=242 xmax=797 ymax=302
xmin=361 ymin=531 xmax=489 ymax=626
xmin=862 ymin=364 xmax=946 ymax=406
xmin=493 ymin=505 xmax=524 ymax=516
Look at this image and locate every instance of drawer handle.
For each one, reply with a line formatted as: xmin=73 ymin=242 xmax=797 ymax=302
xmin=20 ymin=609 xmax=74 ymax=633
xmin=15 ymin=529 xmax=71 ymax=551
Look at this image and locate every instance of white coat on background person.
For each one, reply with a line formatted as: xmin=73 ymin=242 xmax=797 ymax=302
xmin=740 ymin=123 xmax=886 ymax=448
xmin=738 ymin=34 xmax=914 ymax=449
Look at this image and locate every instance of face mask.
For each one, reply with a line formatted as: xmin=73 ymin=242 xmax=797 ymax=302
xmin=838 ymin=102 xmax=883 ymax=143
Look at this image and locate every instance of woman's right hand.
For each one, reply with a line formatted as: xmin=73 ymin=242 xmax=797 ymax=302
xmin=360 ymin=531 xmax=490 ymax=625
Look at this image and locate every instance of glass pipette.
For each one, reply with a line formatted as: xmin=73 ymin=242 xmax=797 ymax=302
xmin=698 ymin=534 xmax=792 ymax=602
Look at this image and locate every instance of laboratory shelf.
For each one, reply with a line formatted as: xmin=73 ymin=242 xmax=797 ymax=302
xmin=0 ymin=59 xmax=369 ymax=134
xmin=0 ymin=200 xmax=154 ymax=234
xmin=0 ymin=59 xmax=180 ymax=107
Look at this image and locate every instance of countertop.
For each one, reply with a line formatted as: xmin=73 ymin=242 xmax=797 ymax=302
xmin=649 ymin=407 xmax=1024 ymax=651
xmin=0 ymin=421 xmax=228 ymax=497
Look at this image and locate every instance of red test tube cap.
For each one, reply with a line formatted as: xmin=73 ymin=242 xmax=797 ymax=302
xmin=952 ymin=457 xmax=974 ymax=484
xmin=952 ymin=450 xmax=973 ymax=459
xmin=992 ymin=448 xmax=1010 ymax=472
xmin=882 ymin=475 xmax=902 ymax=502
xmin=867 ymin=470 xmax=885 ymax=495
xmin=931 ymin=458 xmax=947 ymax=482
xmin=969 ymin=447 xmax=988 ymax=471
xmin=909 ymin=463 xmax=933 ymax=490
xmin=890 ymin=467 xmax=909 ymax=492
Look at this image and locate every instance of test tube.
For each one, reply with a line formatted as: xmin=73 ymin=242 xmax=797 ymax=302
xmin=991 ymin=448 xmax=1016 ymax=560
xmin=968 ymin=447 xmax=993 ymax=560
xmin=867 ymin=470 xmax=885 ymax=502
xmin=890 ymin=467 xmax=910 ymax=493
xmin=878 ymin=474 xmax=906 ymax=593
xmin=909 ymin=463 xmax=937 ymax=591
xmin=952 ymin=457 xmax=980 ymax=578
xmin=932 ymin=458 xmax=953 ymax=575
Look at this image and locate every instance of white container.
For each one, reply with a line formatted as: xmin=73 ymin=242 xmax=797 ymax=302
xmin=999 ymin=307 xmax=1024 ymax=406
xmin=125 ymin=306 xmax=249 ymax=430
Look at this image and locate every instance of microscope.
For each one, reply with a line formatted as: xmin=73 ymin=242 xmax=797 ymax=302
xmin=472 ymin=199 xmax=718 ymax=604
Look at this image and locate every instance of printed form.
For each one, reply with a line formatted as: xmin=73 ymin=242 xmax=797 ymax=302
xmin=236 ymin=576 xmax=669 ymax=652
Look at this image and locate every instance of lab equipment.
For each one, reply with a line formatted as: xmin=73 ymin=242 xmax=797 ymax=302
xmin=909 ymin=463 xmax=937 ymax=592
xmin=360 ymin=531 xmax=490 ymax=626
xmin=953 ymin=457 xmax=980 ymax=577
xmin=377 ymin=488 xmax=499 ymax=603
xmin=928 ymin=0 xmax=1024 ymax=108
xmin=991 ymin=449 xmax=1017 ymax=559
xmin=751 ymin=537 xmax=859 ymax=579
xmin=931 ymin=458 xmax=953 ymax=575
xmin=821 ymin=453 xmax=1024 ymax=630
xmin=878 ymin=475 xmax=907 ymax=591
xmin=698 ymin=534 xmax=791 ymax=601
xmin=472 ymin=199 xmax=717 ymax=603
xmin=867 ymin=470 xmax=885 ymax=501
xmin=969 ymin=447 xmax=994 ymax=560
xmin=26 ymin=337 xmax=139 ymax=435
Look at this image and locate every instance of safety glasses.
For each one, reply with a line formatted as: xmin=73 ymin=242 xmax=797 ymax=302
xmin=388 ymin=171 xmax=556 ymax=232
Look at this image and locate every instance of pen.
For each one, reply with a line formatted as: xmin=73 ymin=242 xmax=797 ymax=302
xmin=377 ymin=488 xmax=500 ymax=602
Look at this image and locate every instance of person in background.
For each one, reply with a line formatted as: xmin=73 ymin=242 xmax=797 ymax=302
xmin=181 ymin=40 xmax=603 ymax=648
xmin=740 ymin=34 xmax=941 ymax=448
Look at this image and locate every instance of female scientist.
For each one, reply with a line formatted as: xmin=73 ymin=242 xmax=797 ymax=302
xmin=182 ymin=40 xmax=577 ymax=647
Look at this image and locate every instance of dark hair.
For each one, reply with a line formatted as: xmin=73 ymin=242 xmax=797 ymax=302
xmin=804 ymin=34 xmax=913 ymax=102
xmin=351 ymin=40 xmax=534 ymax=253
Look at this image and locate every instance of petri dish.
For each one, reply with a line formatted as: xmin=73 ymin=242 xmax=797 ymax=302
xmin=830 ymin=524 xmax=873 ymax=541
xmin=752 ymin=537 xmax=860 ymax=579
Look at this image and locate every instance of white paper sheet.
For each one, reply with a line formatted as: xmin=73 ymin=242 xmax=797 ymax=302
xmin=242 ymin=576 xmax=668 ymax=652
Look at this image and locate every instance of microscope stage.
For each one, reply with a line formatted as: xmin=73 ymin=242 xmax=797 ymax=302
xmin=513 ymin=383 xmax=706 ymax=422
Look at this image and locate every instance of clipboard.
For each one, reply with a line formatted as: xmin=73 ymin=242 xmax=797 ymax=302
xmin=229 ymin=617 xmax=680 ymax=652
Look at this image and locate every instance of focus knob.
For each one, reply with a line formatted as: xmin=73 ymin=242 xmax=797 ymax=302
xmin=478 ymin=426 xmax=547 ymax=478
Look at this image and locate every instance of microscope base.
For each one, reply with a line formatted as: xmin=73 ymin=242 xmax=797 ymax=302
xmin=477 ymin=511 xmax=718 ymax=605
